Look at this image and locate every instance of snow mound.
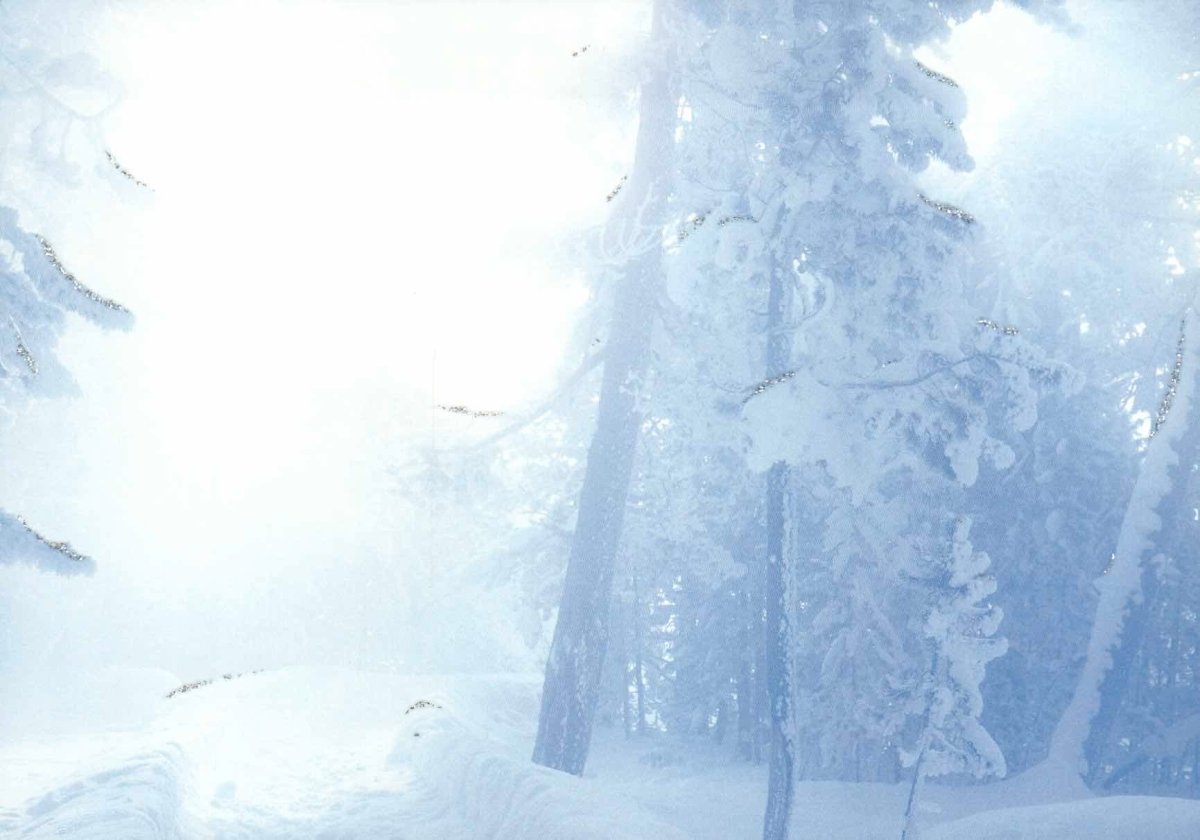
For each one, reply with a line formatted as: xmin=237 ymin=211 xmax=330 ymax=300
xmin=397 ymin=707 xmax=689 ymax=840
xmin=0 ymin=667 xmax=687 ymax=839
xmin=928 ymin=795 xmax=1200 ymax=840
xmin=13 ymin=745 xmax=193 ymax=839
xmin=3 ymin=668 xmax=1197 ymax=839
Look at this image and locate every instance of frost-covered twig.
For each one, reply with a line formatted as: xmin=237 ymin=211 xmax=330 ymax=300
xmin=437 ymin=404 xmax=504 ymax=418
xmin=674 ymin=211 xmax=757 ymax=244
xmin=915 ymin=60 xmax=959 ymax=88
xmin=597 ymin=188 xmax=663 ymax=265
xmin=460 ymin=350 xmax=606 ymax=452
xmin=605 ymin=174 xmax=627 ymax=203
xmin=717 ymin=214 xmax=755 ymax=227
xmin=742 ymin=370 xmax=797 ymax=404
xmin=105 ymin=150 xmax=149 ymax=189
xmin=165 ymin=669 xmax=264 ymax=699
xmin=1150 ymin=317 xmax=1187 ymax=437
xmin=919 ymin=193 xmax=975 ymax=224
xmin=0 ymin=511 xmax=93 ymax=573
xmin=14 ymin=515 xmax=89 ymax=564
xmin=36 ymin=235 xmax=130 ymax=314
xmin=977 ymin=317 xmax=1019 ymax=336
xmin=11 ymin=322 xmax=37 ymax=373
xmin=676 ymin=210 xmax=709 ymax=243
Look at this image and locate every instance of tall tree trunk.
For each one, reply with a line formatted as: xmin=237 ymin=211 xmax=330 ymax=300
xmin=1047 ymin=314 xmax=1199 ymax=780
xmin=532 ymin=1 xmax=677 ymax=775
xmin=899 ymin=740 xmax=930 ymax=840
xmin=620 ymin=591 xmax=635 ymax=739
xmin=633 ymin=572 xmax=648 ymax=735
xmin=737 ymin=581 xmax=757 ymax=760
xmin=1082 ymin=560 xmax=1162 ymax=786
xmin=900 ymin=651 xmax=942 ymax=840
xmin=762 ymin=261 xmax=795 ymax=840
xmin=1086 ymin=406 xmax=1200 ymax=785
xmin=739 ymin=537 xmax=767 ymax=763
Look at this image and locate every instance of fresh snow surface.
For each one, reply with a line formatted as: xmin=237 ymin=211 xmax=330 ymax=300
xmin=1 ymin=667 xmax=1197 ymax=839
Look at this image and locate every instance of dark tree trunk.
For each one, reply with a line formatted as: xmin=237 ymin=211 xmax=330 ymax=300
xmin=633 ymin=572 xmax=648 ymax=735
xmin=762 ymin=261 xmax=795 ymax=840
xmin=532 ymin=1 xmax=677 ymax=775
xmin=737 ymin=580 xmax=758 ymax=760
xmin=1048 ymin=316 xmax=1199 ymax=777
xmin=1086 ymin=404 xmax=1200 ymax=785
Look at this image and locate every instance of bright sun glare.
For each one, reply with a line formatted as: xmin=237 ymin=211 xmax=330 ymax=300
xmin=6 ymin=1 xmax=642 ymax=592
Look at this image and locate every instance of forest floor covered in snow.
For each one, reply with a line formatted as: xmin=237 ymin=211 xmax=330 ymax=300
xmin=1 ymin=667 xmax=1198 ymax=839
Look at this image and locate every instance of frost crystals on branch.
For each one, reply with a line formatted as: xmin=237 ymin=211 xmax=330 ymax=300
xmin=743 ymin=370 xmax=796 ymax=404
xmin=678 ymin=212 xmax=755 ymax=243
xmin=677 ymin=211 xmax=708 ymax=243
xmin=919 ymin=193 xmax=975 ymax=224
xmin=165 ymin=670 xmax=264 ymax=699
xmin=915 ymin=60 xmax=959 ymax=88
xmin=105 ymin=150 xmax=149 ymax=189
xmin=716 ymin=214 xmax=755 ymax=227
xmin=1150 ymin=318 xmax=1187 ymax=437
xmin=605 ymin=175 xmax=627 ymax=203
xmin=437 ymin=404 xmax=504 ymax=418
xmin=977 ymin=317 xmax=1020 ymax=336
xmin=15 ymin=515 xmax=89 ymax=564
xmin=36 ymin=235 xmax=130 ymax=313
xmin=12 ymin=325 xmax=37 ymax=373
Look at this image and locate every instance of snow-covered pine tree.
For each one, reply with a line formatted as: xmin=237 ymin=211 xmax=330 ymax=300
xmin=609 ymin=427 xmax=754 ymax=741
xmin=899 ymin=516 xmax=1007 ymax=840
xmin=662 ymin=3 xmax=1068 ymax=834
xmin=947 ymin=0 xmax=1199 ymax=778
xmin=967 ymin=389 xmax=1133 ymax=773
xmin=0 ymin=2 xmax=134 ymax=574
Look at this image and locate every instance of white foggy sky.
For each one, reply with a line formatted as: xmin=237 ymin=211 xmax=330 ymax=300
xmin=0 ymin=1 xmax=1059 ymax=675
xmin=4 ymin=1 xmax=642 ymax=595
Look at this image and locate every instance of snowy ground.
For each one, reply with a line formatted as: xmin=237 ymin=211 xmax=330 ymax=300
xmin=1 ymin=668 xmax=1197 ymax=839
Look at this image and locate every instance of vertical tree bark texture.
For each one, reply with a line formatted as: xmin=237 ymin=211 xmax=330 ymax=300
xmin=1048 ymin=315 xmax=1199 ymax=778
xmin=1087 ymin=414 xmax=1200 ymax=785
xmin=633 ymin=573 xmax=649 ymax=735
xmin=762 ymin=261 xmax=796 ymax=840
xmin=532 ymin=0 xmax=677 ymax=776
xmin=738 ymin=583 xmax=758 ymax=761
